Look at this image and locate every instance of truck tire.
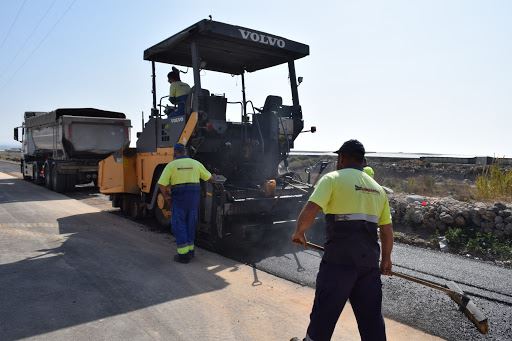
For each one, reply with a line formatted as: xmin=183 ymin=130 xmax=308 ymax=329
xmin=65 ymin=174 xmax=77 ymax=192
xmin=129 ymin=199 xmax=142 ymax=219
xmin=121 ymin=195 xmax=142 ymax=220
xmin=32 ymin=163 xmax=43 ymax=185
xmin=52 ymin=169 xmax=66 ymax=193
xmin=21 ymin=161 xmax=31 ymax=180
xmin=44 ymin=163 xmax=53 ymax=190
xmin=111 ymin=194 xmax=122 ymax=208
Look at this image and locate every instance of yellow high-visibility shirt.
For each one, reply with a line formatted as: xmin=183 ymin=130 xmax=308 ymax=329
xmin=169 ymin=81 xmax=191 ymax=99
xmin=309 ymin=168 xmax=391 ymax=226
xmin=158 ymin=157 xmax=211 ymax=186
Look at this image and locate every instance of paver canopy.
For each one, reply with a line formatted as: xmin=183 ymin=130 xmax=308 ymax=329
xmin=143 ymin=20 xmax=309 ymax=74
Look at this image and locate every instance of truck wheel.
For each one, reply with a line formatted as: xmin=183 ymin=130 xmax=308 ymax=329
xmin=32 ymin=164 xmax=42 ymax=184
xmin=121 ymin=196 xmax=130 ymax=216
xmin=65 ymin=174 xmax=77 ymax=192
xmin=129 ymin=200 xmax=142 ymax=219
xmin=121 ymin=195 xmax=142 ymax=219
xmin=111 ymin=194 xmax=122 ymax=208
xmin=52 ymin=169 xmax=66 ymax=193
xmin=44 ymin=164 xmax=53 ymax=190
xmin=154 ymin=191 xmax=171 ymax=227
xmin=21 ymin=161 xmax=31 ymax=180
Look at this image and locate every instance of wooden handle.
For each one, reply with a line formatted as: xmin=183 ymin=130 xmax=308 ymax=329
xmin=307 ymin=242 xmax=450 ymax=292
xmin=305 ymin=242 xmax=488 ymax=333
xmin=390 ymin=271 xmax=452 ymax=294
xmin=306 ymin=241 xmax=324 ymax=252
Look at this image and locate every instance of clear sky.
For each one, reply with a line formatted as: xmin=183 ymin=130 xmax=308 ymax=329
xmin=0 ymin=0 xmax=510 ymax=156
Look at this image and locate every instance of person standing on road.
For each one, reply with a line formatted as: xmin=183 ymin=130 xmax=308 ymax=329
xmin=291 ymin=139 xmax=394 ymax=341
xmin=158 ymin=143 xmax=212 ymax=263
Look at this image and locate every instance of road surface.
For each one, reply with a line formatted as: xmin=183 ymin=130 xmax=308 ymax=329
xmin=2 ymin=160 xmax=511 ymax=340
xmin=0 ymin=161 xmax=439 ymax=340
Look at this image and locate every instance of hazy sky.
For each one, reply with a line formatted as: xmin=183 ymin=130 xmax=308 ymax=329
xmin=0 ymin=0 xmax=510 ymax=156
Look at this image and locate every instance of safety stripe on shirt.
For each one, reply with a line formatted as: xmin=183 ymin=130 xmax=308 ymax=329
xmin=333 ymin=213 xmax=379 ymax=223
xmin=172 ymin=182 xmax=200 ymax=188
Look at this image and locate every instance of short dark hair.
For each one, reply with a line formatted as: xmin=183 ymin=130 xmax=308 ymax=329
xmin=167 ymin=71 xmax=180 ymax=81
xmin=334 ymin=139 xmax=365 ymax=162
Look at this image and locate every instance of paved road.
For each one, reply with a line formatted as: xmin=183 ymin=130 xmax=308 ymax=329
xmin=0 ymin=163 xmax=440 ymax=341
xmin=219 ymin=223 xmax=512 ymax=341
xmin=2 ymin=160 xmax=511 ymax=340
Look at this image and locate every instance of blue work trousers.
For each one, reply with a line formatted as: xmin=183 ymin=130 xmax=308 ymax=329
xmin=306 ymin=261 xmax=386 ymax=341
xmin=169 ymin=95 xmax=188 ymax=117
xmin=171 ymin=207 xmax=197 ymax=255
xmin=170 ymin=186 xmax=200 ymax=255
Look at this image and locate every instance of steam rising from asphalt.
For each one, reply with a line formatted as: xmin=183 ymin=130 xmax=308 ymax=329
xmin=222 ymin=216 xmax=326 ymax=266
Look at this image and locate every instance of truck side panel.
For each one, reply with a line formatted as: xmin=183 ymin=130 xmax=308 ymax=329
xmin=61 ymin=116 xmax=130 ymax=157
xmin=30 ymin=124 xmax=62 ymax=156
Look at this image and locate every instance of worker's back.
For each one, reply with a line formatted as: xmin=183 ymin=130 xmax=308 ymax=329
xmin=170 ymin=81 xmax=191 ymax=99
xmin=158 ymin=157 xmax=211 ymax=208
xmin=309 ymin=168 xmax=391 ymax=267
xmin=160 ymin=157 xmax=209 ymax=186
xmin=312 ymin=168 xmax=387 ymax=216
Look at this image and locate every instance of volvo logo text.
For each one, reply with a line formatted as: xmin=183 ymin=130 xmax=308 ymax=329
xmin=238 ymin=29 xmax=286 ymax=48
xmin=170 ymin=117 xmax=184 ymax=123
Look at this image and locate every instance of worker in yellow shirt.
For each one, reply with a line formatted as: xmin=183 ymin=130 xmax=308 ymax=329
xmin=363 ymin=157 xmax=375 ymax=178
xmin=167 ymin=67 xmax=191 ymax=117
xmin=291 ymin=139 xmax=394 ymax=341
xmin=158 ymin=143 xmax=212 ymax=263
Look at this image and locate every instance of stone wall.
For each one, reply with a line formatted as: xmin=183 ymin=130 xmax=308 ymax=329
xmin=389 ymin=194 xmax=512 ymax=238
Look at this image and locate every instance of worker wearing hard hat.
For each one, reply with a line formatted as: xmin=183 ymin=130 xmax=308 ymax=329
xmin=363 ymin=157 xmax=375 ymax=178
xmin=158 ymin=143 xmax=212 ymax=263
xmin=362 ymin=159 xmax=394 ymax=194
xmin=291 ymin=139 xmax=394 ymax=341
xmin=167 ymin=67 xmax=191 ymax=117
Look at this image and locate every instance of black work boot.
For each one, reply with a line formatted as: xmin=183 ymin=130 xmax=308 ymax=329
xmin=189 ymin=250 xmax=195 ymax=258
xmin=173 ymin=254 xmax=190 ymax=264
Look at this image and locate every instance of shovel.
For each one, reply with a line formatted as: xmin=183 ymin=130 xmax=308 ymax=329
xmin=305 ymin=241 xmax=489 ymax=334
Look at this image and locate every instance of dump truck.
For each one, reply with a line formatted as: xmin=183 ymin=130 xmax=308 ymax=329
xmin=14 ymin=108 xmax=131 ymax=192
xmin=98 ymin=20 xmax=314 ymax=248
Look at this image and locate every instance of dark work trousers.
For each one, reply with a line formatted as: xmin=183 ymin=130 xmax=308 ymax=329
xmin=170 ymin=185 xmax=200 ymax=255
xmin=306 ymin=261 xmax=386 ymax=341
